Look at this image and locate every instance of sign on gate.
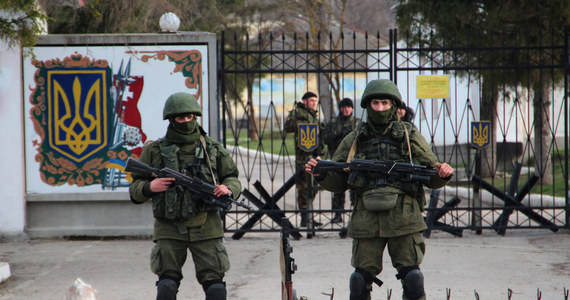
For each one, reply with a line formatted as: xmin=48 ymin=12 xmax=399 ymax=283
xmin=297 ymin=123 xmax=318 ymax=152
xmin=416 ymin=75 xmax=450 ymax=98
xmin=471 ymin=121 xmax=490 ymax=149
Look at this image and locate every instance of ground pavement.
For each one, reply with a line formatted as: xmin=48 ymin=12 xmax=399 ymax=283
xmin=1 ymin=228 xmax=569 ymax=300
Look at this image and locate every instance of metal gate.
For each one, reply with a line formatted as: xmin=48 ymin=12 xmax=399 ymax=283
xmin=219 ymin=28 xmax=569 ymax=238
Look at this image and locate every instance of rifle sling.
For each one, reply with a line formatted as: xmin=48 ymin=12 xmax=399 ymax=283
xmin=345 ymin=129 xmax=359 ymax=172
xmin=400 ymin=118 xmax=413 ymax=163
xmin=199 ymin=135 xmax=218 ymax=186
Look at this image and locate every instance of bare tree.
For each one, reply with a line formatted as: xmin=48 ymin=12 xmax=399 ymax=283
xmin=344 ymin=0 xmax=397 ymax=38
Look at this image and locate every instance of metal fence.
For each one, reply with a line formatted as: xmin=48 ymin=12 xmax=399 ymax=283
xmin=218 ymin=28 xmax=569 ymax=238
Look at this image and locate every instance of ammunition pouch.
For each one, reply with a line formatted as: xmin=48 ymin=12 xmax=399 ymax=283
xmin=151 ymin=187 xmax=198 ymax=221
xmin=152 ymin=140 xmax=199 ymax=221
xmin=361 ymin=185 xmax=401 ymax=211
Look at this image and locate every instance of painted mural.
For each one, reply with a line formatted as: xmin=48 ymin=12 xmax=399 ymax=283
xmin=24 ymin=45 xmax=209 ymax=194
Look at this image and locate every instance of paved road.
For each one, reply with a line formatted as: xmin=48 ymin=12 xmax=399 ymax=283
xmin=1 ymin=229 xmax=569 ymax=300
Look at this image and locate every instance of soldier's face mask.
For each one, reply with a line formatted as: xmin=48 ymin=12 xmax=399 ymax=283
xmin=367 ymin=101 xmax=396 ymax=126
xmin=170 ymin=114 xmax=197 ymax=134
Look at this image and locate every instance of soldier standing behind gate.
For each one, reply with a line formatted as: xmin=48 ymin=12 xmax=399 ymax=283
xmin=129 ymin=92 xmax=241 ymax=300
xmin=284 ymin=91 xmax=326 ymax=227
xmin=305 ymin=80 xmax=453 ymax=300
xmin=324 ymin=97 xmax=362 ymax=223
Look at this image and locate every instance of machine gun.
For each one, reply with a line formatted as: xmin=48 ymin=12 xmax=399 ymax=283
xmin=124 ymin=157 xmax=252 ymax=211
xmin=313 ymin=158 xmax=438 ymax=185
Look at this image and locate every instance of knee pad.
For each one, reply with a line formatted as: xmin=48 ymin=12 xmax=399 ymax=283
xmin=398 ymin=267 xmax=425 ymax=300
xmin=349 ymin=269 xmax=372 ymax=300
xmin=203 ymin=279 xmax=227 ymax=300
xmin=156 ymin=277 xmax=179 ymax=300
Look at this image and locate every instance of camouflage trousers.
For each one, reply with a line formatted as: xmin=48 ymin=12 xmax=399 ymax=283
xmin=295 ymin=159 xmax=318 ymax=210
xmin=351 ymin=232 xmax=426 ymax=300
xmin=151 ymin=237 xmax=230 ymax=285
xmin=332 ymin=190 xmax=355 ymax=209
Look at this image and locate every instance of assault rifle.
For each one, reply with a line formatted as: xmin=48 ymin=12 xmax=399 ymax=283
xmin=280 ymin=218 xmax=298 ymax=300
xmin=124 ymin=158 xmax=252 ymax=211
xmin=313 ymin=158 xmax=438 ymax=185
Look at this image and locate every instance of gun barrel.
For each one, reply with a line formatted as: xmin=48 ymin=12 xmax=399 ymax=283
xmin=410 ymin=174 xmax=431 ymax=184
xmin=207 ymin=198 xmax=232 ymax=210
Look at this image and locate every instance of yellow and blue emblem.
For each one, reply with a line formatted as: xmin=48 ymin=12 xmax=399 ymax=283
xmin=298 ymin=123 xmax=318 ymax=152
xmin=471 ymin=121 xmax=490 ymax=149
xmin=47 ymin=69 xmax=109 ymax=162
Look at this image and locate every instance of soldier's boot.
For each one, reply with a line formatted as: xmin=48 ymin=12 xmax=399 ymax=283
xmin=300 ymin=212 xmax=322 ymax=227
xmin=203 ymin=279 xmax=227 ymax=300
xmin=331 ymin=212 xmax=343 ymax=223
xmin=349 ymin=269 xmax=375 ymax=300
xmin=397 ymin=266 xmax=425 ymax=300
xmin=156 ymin=276 xmax=179 ymax=300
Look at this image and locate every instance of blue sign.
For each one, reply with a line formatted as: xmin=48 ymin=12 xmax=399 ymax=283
xmin=297 ymin=123 xmax=318 ymax=152
xmin=47 ymin=69 xmax=109 ymax=162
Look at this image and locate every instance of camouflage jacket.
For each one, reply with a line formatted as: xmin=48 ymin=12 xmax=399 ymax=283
xmin=129 ymin=126 xmax=241 ymax=242
xmin=284 ymin=102 xmax=325 ymax=160
xmin=325 ymin=114 xmax=362 ymax=156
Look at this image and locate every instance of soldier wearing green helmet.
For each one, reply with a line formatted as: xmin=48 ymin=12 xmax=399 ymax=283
xmin=129 ymin=92 xmax=241 ymax=300
xmin=359 ymin=78 xmax=405 ymax=109
xmin=163 ymin=92 xmax=203 ymax=119
xmin=305 ymin=79 xmax=454 ymax=300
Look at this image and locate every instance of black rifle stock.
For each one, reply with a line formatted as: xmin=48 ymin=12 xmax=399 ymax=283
xmin=313 ymin=158 xmax=437 ymax=185
xmin=124 ymin=157 xmax=251 ymax=211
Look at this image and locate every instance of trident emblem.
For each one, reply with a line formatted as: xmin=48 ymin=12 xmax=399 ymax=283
xmin=298 ymin=123 xmax=318 ymax=152
xmin=48 ymin=70 xmax=109 ymax=162
xmin=471 ymin=121 xmax=490 ymax=149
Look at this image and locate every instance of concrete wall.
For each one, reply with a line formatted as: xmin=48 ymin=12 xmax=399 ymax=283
xmin=0 ymin=41 xmax=27 ymax=241
xmin=25 ymin=192 xmax=153 ymax=238
xmin=1 ymin=32 xmax=218 ymax=240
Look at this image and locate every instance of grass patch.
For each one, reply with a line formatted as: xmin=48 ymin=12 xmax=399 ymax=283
xmin=493 ymin=163 xmax=567 ymax=197
xmin=228 ymin=132 xmax=569 ymax=197
xmin=455 ymin=162 xmax=568 ymax=197
xmin=227 ymin=130 xmax=296 ymax=156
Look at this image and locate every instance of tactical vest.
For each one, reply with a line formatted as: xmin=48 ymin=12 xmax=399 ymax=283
xmin=328 ymin=115 xmax=357 ymax=154
xmin=150 ymin=137 xmax=217 ymax=221
xmin=350 ymin=121 xmax=425 ymax=200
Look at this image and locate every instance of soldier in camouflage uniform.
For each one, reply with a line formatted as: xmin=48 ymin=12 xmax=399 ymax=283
xmin=324 ymin=98 xmax=362 ymax=223
xmin=284 ymin=91 xmax=325 ymax=227
xmin=129 ymin=92 xmax=241 ymax=300
xmin=397 ymin=105 xmax=415 ymax=123
xmin=305 ymin=80 xmax=453 ymax=300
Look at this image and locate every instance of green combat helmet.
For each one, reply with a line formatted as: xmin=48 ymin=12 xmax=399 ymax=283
xmin=162 ymin=92 xmax=203 ymax=120
xmin=360 ymin=79 xmax=404 ymax=108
